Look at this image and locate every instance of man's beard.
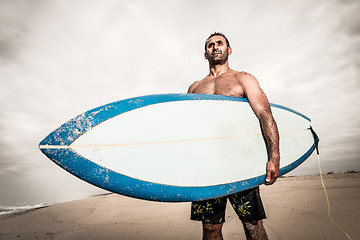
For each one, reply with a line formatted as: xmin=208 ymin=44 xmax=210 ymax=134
xmin=208 ymin=51 xmax=229 ymax=65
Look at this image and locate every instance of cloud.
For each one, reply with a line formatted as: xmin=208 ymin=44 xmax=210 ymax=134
xmin=1 ymin=0 xmax=359 ymax=205
xmin=0 ymin=0 xmax=44 ymax=63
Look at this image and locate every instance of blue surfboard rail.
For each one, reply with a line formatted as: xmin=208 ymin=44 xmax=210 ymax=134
xmin=39 ymin=93 xmax=315 ymax=202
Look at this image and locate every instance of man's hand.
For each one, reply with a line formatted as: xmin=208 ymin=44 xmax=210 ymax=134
xmin=265 ymin=159 xmax=279 ymax=185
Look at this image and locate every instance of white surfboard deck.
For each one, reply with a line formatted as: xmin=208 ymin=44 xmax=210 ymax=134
xmin=39 ymin=94 xmax=316 ymax=202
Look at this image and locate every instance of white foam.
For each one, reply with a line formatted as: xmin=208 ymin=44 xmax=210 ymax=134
xmin=0 ymin=203 xmax=48 ymax=215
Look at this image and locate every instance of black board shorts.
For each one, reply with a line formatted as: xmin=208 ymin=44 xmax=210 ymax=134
xmin=190 ymin=187 xmax=266 ymax=224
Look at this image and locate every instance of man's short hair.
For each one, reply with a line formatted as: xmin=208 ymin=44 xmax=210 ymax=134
xmin=205 ymin=32 xmax=231 ymax=51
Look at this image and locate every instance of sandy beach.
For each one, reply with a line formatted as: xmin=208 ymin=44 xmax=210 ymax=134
xmin=0 ymin=173 xmax=359 ymax=240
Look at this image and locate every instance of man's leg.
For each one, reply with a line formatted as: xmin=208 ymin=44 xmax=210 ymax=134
xmin=191 ymin=197 xmax=228 ymax=239
xmin=228 ymin=187 xmax=268 ymax=240
xmin=202 ymin=223 xmax=224 ymax=240
xmin=241 ymin=220 xmax=268 ymax=240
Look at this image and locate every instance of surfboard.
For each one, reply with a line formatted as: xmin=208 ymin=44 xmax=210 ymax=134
xmin=39 ymin=93 xmax=316 ymax=202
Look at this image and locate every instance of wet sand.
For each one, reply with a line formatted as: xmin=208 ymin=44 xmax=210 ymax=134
xmin=0 ymin=173 xmax=359 ymax=240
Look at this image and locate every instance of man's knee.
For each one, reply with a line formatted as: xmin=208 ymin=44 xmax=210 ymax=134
xmin=243 ymin=219 xmax=263 ymax=226
xmin=202 ymin=223 xmax=224 ymax=240
xmin=242 ymin=220 xmax=268 ymax=240
xmin=202 ymin=223 xmax=223 ymax=233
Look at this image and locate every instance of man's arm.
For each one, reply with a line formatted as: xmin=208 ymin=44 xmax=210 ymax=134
xmin=239 ymin=72 xmax=280 ymax=185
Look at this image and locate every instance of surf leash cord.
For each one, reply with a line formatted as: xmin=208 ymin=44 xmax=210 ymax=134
xmin=309 ymin=127 xmax=352 ymax=240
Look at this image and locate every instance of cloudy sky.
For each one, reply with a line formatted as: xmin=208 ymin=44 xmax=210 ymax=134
xmin=1 ymin=0 xmax=359 ymax=206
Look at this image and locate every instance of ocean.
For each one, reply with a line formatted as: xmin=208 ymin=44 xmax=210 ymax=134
xmin=0 ymin=203 xmax=49 ymax=216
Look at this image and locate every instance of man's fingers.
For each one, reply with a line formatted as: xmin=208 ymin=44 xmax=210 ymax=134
xmin=265 ymin=160 xmax=279 ymax=185
xmin=265 ymin=169 xmax=278 ymax=185
xmin=265 ymin=170 xmax=272 ymax=184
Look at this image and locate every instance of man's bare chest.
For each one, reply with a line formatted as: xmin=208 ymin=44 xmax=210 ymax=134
xmin=193 ymin=78 xmax=244 ymax=97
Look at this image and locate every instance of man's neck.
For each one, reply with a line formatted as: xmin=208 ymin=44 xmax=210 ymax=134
xmin=208 ymin=62 xmax=230 ymax=77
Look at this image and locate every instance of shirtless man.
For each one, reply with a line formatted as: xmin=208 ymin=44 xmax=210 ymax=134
xmin=188 ymin=32 xmax=280 ymax=240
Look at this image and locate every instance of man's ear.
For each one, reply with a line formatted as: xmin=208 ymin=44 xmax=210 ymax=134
xmin=204 ymin=52 xmax=208 ymax=60
xmin=228 ymin=47 xmax=232 ymax=55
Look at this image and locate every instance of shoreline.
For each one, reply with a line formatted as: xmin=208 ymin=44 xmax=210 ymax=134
xmin=0 ymin=204 xmax=50 ymax=217
xmin=1 ymin=173 xmax=359 ymax=239
xmin=2 ymin=172 xmax=357 ymax=214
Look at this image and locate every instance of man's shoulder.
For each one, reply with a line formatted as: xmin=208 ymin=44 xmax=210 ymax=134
xmin=188 ymin=78 xmax=204 ymax=93
xmin=231 ymin=70 xmax=253 ymax=78
xmin=191 ymin=75 xmax=210 ymax=86
xmin=231 ymin=70 xmax=258 ymax=83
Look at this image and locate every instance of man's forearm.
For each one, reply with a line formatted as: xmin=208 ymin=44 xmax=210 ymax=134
xmin=259 ymin=113 xmax=280 ymax=162
xmin=259 ymin=113 xmax=280 ymax=185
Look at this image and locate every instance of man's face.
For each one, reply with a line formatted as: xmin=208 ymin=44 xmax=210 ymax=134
xmin=204 ymin=35 xmax=231 ymax=64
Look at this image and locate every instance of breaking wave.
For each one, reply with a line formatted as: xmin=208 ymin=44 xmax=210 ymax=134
xmin=0 ymin=203 xmax=48 ymax=215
